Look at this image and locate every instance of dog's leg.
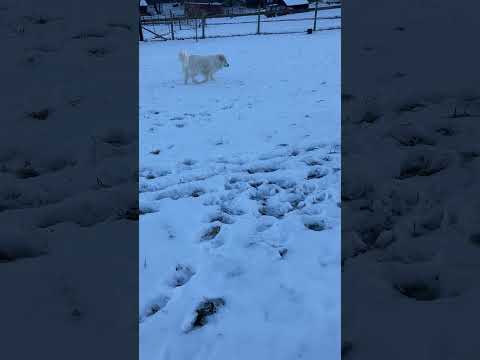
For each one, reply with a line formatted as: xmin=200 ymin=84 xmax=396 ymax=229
xmin=192 ymin=73 xmax=207 ymax=84
xmin=184 ymin=71 xmax=189 ymax=85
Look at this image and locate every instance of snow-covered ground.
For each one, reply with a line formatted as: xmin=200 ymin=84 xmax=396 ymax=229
xmin=1 ymin=0 xmax=138 ymax=358
xmin=139 ymin=17 xmax=340 ymax=360
xmin=143 ymin=8 xmax=340 ymax=40
xmin=342 ymin=1 xmax=480 ymax=358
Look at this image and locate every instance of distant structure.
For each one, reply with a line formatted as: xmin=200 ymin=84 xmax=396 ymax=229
xmin=140 ymin=0 xmax=163 ymax=15
xmin=160 ymin=1 xmax=185 ymax=17
xmin=184 ymin=1 xmax=225 ymax=17
xmin=243 ymin=0 xmax=309 ymax=10
xmin=278 ymin=0 xmax=309 ymax=10
xmin=242 ymin=0 xmax=260 ymax=7
xmin=139 ymin=0 xmax=149 ymax=16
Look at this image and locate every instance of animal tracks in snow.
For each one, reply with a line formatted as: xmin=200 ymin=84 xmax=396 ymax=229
xmin=139 ymin=143 xmax=340 ymax=331
xmin=140 ymin=142 xmax=340 ymax=241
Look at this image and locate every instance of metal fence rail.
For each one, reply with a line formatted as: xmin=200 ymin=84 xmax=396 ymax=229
xmin=205 ymin=15 xmax=340 ymax=26
xmin=172 ymin=25 xmax=341 ymax=41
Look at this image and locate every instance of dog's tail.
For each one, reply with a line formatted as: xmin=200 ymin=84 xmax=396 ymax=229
xmin=178 ymin=50 xmax=189 ymax=67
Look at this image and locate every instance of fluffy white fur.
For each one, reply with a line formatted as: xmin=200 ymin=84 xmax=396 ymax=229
xmin=178 ymin=50 xmax=230 ymax=84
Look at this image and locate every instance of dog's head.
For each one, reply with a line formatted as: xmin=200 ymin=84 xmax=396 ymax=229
xmin=217 ymin=54 xmax=229 ymax=68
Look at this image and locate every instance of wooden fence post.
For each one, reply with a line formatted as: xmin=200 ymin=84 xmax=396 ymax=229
xmin=202 ymin=17 xmax=206 ymax=39
xmin=170 ymin=20 xmax=175 ymax=40
xmin=313 ymin=0 xmax=319 ymax=31
xmin=195 ymin=17 xmax=198 ymax=41
xmin=256 ymin=0 xmax=261 ymax=34
xmin=139 ymin=21 xmax=144 ymax=41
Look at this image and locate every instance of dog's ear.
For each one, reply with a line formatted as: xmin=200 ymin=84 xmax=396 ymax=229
xmin=217 ymin=54 xmax=225 ymax=61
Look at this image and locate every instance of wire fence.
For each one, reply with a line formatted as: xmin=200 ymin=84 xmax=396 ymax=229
xmin=140 ymin=4 xmax=340 ymax=41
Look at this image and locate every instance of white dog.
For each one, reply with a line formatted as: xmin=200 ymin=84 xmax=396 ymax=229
xmin=178 ymin=50 xmax=229 ymax=84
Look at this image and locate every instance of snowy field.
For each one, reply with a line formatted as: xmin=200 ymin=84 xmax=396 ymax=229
xmin=143 ymin=8 xmax=340 ymax=40
xmin=139 ymin=16 xmax=340 ymax=360
xmin=342 ymin=1 xmax=480 ymax=358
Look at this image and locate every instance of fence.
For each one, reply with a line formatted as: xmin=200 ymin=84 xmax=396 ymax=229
xmin=140 ymin=4 xmax=340 ymax=41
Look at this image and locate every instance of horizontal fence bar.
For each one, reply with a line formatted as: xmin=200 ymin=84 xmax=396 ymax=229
xmin=206 ymin=15 xmax=340 ymax=26
xmin=259 ymin=26 xmax=340 ymax=34
xmin=147 ymin=25 xmax=340 ymax=41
